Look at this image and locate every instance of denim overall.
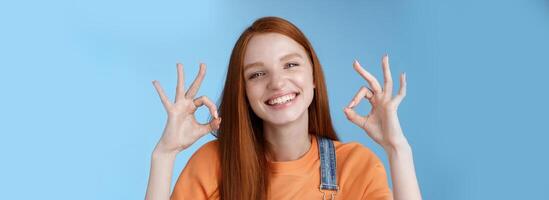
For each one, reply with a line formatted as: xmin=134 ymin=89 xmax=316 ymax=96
xmin=317 ymin=136 xmax=339 ymax=200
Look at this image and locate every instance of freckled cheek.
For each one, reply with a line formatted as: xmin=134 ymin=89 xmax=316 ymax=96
xmin=292 ymin=73 xmax=314 ymax=90
xmin=245 ymin=85 xmax=265 ymax=105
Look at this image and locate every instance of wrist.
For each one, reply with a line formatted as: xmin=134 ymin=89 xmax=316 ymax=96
xmin=383 ymin=139 xmax=412 ymax=156
xmin=152 ymin=145 xmax=179 ymax=160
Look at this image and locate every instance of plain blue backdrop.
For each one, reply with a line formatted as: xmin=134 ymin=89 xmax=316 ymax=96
xmin=1 ymin=0 xmax=548 ymax=199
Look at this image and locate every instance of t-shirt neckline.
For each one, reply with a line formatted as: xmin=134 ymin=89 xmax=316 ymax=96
xmin=268 ymin=135 xmax=318 ymax=174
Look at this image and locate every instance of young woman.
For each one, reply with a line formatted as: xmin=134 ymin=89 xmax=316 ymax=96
xmin=145 ymin=16 xmax=421 ymax=200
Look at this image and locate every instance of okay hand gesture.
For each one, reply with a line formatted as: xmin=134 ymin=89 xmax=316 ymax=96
xmin=343 ymin=55 xmax=408 ymax=150
xmin=152 ymin=63 xmax=221 ymax=154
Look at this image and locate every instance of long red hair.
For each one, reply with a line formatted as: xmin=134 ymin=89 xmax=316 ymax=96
xmin=215 ymin=16 xmax=339 ymax=200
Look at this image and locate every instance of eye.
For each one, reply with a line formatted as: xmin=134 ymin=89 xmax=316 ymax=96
xmin=249 ymin=71 xmax=266 ymax=79
xmin=285 ymin=62 xmax=300 ymax=69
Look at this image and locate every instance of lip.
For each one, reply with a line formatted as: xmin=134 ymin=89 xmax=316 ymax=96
xmin=264 ymin=92 xmax=300 ymax=104
xmin=264 ymin=92 xmax=300 ymax=110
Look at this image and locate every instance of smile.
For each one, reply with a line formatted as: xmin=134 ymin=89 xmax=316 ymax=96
xmin=265 ymin=92 xmax=299 ymax=107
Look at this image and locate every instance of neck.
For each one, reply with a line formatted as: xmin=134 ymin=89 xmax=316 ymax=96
xmin=263 ymin=112 xmax=312 ymax=162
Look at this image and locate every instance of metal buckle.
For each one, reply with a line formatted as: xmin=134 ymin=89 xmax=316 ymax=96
xmin=319 ymin=185 xmax=339 ymax=200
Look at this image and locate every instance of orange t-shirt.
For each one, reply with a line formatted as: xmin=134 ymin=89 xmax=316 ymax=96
xmin=171 ymin=136 xmax=393 ymax=200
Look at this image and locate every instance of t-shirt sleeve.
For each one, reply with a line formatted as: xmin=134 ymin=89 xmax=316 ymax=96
xmin=170 ymin=140 xmax=221 ymax=200
xmin=360 ymin=147 xmax=393 ymax=200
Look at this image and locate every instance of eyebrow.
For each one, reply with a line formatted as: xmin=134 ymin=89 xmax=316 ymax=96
xmin=244 ymin=53 xmax=303 ymax=70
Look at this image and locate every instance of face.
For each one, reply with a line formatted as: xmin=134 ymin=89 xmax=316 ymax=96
xmin=243 ymin=33 xmax=315 ymax=126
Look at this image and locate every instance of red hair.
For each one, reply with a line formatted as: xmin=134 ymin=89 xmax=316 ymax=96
xmin=215 ymin=16 xmax=340 ymax=200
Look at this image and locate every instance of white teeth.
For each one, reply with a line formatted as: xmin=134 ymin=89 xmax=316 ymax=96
xmin=267 ymin=93 xmax=297 ymax=105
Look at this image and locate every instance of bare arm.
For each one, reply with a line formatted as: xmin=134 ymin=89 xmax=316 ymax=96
xmin=145 ymin=63 xmax=221 ymax=200
xmin=385 ymin=140 xmax=421 ymax=200
xmin=145 ymin=147 xmax=177 ymax=200
xmin=344 ymin=54 xmax=422 ymax=200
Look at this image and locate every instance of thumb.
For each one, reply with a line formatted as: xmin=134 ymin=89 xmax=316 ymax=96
xmin=199 ymin=117 xmax=222 ymax=135
xmin=343 ymin=107 xmax=366 ymax=128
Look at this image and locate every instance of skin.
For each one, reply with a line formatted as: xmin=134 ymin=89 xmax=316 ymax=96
xmin=344 ymin=56 xmax=422 ymax=200
xmin=243 ymin=33 xmax=315 ymax=161
xmin=144 ymin=33 xmax=421 ymax=200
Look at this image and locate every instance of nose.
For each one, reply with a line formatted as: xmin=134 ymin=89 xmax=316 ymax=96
xmin=267 ymin=72 xmax=286 ymax=90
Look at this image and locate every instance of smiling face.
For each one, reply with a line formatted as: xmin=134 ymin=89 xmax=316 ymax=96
xmin=243 ymin=33 xmax=315 ymax=126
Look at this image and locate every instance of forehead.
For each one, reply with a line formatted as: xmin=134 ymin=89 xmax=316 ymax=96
xmin=243 ymin=33 xmax=307 ymax=65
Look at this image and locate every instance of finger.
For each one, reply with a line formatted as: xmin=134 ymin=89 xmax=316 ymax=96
xmin=194 ymin=95 xmax=221 ymax=135
xmin=152 ymin=80 xmax=172 ymax=109
xmin=393 ymin=72 xmax=407 ymax=106
xmin=343 ymin=107 xmax=367 ymax=129
xmin=347 ymin=86 xmax=374 ymax=108
xmin=382 ymin=54 xmax=393 ymax=98
xmin=199 ymin=117 xmax=222 ymax=135
xmin=353 ymin=60 xmax=383 ymax=94
xmin=193 ymin=96 xmax=219 ymax=119
xmin=186 ymin=63 xmax=206 ymax=99
xmin=175 ymin=63 xmax=186 ymax=102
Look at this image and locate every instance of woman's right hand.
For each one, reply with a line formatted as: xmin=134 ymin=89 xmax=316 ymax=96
xmin=151 ymin=63 xmax=221 ymax=155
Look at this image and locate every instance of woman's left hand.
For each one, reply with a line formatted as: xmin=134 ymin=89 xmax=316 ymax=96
xmin=343 ymin=54 xmax=408 ymax=150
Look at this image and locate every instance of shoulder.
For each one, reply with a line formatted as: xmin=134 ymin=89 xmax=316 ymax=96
xmin=185 ymin=139 xmax=221 ymax=170
xmin=190 ymin=139 xmax=220 ymax=160
xmin=334 ymin=140 xmax=380 ymax=161
xmin=333 ymin=140 xmax=385 ymax=171
xmin=177 ymin=139 xmax=221 ymax=183
xmin=332 ymin=140 xmax=392 ymax=198
xmin=172 ymin=140 xmax=221 ymax=199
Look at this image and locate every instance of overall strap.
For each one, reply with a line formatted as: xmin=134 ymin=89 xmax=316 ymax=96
xmin=317 ymin=135 xmax=339 ymax=199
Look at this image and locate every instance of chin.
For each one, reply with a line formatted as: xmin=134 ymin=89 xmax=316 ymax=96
xmin=259 ymin=108 xmax=306 ymax=126
xmin=264 ymin=116 xmax=299 ymax=125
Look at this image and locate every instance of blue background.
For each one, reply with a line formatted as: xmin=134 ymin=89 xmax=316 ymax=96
xmin=1 ymin=0 xmax=548 ymax=199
